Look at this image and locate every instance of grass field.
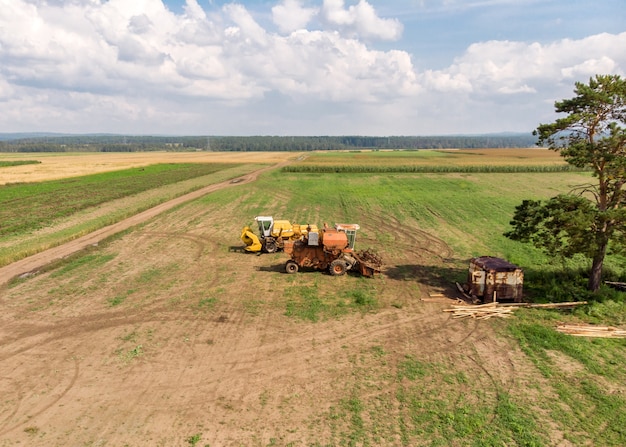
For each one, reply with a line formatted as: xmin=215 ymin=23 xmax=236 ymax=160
xmin=0 ymin=163 xmax=240 ymax=237
xmin=1 ymin=149 xmax=625 ymax=447
xmin=0 ymin=161 xmax=261 ymax=266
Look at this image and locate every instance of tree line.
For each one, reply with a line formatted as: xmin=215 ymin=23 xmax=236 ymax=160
xmin=0 ymin=134 xmax=537 ymax=152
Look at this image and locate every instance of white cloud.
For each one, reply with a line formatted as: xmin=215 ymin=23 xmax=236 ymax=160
xmin=424 ymin=32 xmax=626 ymax=96
xmin=223 ymin=3 xmax=268 ymax=47
xmin=183 ymin=0 xmax=207 ymax=20
xmin=561 ymin=56 xmax=618 ymax=80
xmin=0 ymin=1 xmax=623 ymax=135
xmin=320 ymin=0 xmax=403 ymax=41
xmin=272 ymin=0 xmax=318 ymax=34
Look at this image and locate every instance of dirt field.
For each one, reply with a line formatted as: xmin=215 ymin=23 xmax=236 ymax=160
xmin=0 ymin=154 xmax=554 ymax=446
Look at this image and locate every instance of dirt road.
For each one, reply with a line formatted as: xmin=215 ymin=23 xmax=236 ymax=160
xmin=0 ymin=163 xmax=277 ymax=286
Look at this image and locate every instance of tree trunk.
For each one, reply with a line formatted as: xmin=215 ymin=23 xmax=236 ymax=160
xmin=588 ymin=237 xmax=609 ymax=292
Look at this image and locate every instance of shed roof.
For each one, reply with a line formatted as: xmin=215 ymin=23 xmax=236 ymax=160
xmin=471 ymin=256 xmax=521 ymax=272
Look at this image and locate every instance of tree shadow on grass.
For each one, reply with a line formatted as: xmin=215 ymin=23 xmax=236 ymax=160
xmin=385 ymin=264 xmax=467 ymax=295
xmin=385 ymin=261 xmax=624 ymax=304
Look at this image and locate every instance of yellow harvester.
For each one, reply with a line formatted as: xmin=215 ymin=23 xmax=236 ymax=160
xmin=241 ymin=216 xmax=318 ymax=253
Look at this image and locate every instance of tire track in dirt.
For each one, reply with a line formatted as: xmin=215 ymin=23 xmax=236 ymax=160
xmin=137 ymin=232 xmax=211 ymax=261
xmin=0 ymin=355 xmax=79 ymax=437
xmin=0 ymin=206 xmax=252 ymax=435
xmin=0 ymin=313 xmax=187 ymax=436
xmin=366 ymin=214 xmax=454 ymax=263
xmin=0 ymin=245 xmax=254 ymax=436
xmin=0 ymin=293 xmax=509 ymax=441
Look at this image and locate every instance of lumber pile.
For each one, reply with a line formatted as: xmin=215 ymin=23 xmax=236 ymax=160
xmin=443 ymin=301 xmax=588 ymax=320
xmin=556 ymin=324 xmax=626 ymax=338
xmin=443 ymin=302 xmax=515 ymax=320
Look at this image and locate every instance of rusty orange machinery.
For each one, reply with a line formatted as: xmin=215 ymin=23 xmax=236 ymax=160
xmin=284 ymin=223 xmax=382 ymax=277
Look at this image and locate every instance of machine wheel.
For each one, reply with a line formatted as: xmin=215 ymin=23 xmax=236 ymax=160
xmin=264 ymin=238 xmax=278 ymax=253
xmin=329 ymin=259 xmax=347 ymax=276
xmin=285 ymin=261 xmax=299 ymax=274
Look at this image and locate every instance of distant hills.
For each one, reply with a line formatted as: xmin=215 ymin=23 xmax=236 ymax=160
xmin=0 ymin=133 xmax=538 ymax=151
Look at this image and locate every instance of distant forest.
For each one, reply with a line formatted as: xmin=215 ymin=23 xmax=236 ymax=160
xmin=0 ymin=134 xmax=538 ymax=152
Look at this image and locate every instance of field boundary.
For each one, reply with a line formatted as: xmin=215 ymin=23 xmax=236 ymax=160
xmin=282 ymin=164 xmax=585 ymax=173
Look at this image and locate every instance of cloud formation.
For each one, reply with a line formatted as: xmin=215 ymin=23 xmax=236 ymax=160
xmin=0 ymin=0 xmax=624 ymax=135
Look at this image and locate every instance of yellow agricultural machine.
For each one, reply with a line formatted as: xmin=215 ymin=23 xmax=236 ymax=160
xmin=241 ymin=216 xmax=318 ymax=253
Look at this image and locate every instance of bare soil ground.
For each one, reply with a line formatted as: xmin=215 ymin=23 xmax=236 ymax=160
xmin=0 ymin=156 xmax=545 ymax=446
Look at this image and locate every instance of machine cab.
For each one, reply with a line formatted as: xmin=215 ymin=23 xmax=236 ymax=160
xmin=335 ymin=224 xmax=360 ymax=250
xmin=255 ymin=216 xmax=274 ymax=238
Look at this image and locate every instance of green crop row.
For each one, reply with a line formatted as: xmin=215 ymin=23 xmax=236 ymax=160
xmin=0 ymin=163 xmax=238 ymax=238
xmin=0 ymin=160 xmax=41 ymax=168
xmin=282 ymin=164 xmax=587 ymax=173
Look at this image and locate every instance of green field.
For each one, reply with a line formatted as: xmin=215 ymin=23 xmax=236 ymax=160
xmin=2 ymin=151 xmax=626 ymax=446
xmin=208 ymin=166 xmax=625 ymax=445
xmin=0 ymin=162 xmax=255 ymax=266
xmin=0 ymin=163 xmax=240 ymax=237
xmin=291 ymin=148 xmax=569 ymax=168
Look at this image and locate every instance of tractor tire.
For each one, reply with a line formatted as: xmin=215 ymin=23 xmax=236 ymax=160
xmin=285 ymin=261 xmax=299 ymax=274
xmin=264 ymin=238 xmax=278 ymax=253
xmin=329 ymin=259 xmax=347 ymax=276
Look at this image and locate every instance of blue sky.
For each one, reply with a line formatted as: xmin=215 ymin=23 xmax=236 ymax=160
xmin=0 ymin=0 xmax=624 ymax=135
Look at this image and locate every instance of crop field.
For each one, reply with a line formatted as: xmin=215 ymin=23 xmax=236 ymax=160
xmin=293 ymin=148 xmax=568 ymax=166
xmin=0 ymin=149 xmax=625 ymax=447
xmin=0 ymin=151 xmax=293 ymax=185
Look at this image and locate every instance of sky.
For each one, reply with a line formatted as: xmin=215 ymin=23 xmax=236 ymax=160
xmin=0 ymin=0 xmax=624 ymax=136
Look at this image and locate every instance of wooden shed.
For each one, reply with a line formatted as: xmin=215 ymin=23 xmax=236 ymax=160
xmin=466 ymin=256 xmax=523 ymax=303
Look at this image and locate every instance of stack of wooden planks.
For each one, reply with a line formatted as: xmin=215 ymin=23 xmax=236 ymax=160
xmin=443 ymin=301 xmax=589 ymax=320
xmin=556 ymin=324 xmax=626 ymax=338
xmin=443 ymin=302 xmax=515 ymax=320
xmin=443 ymin=300 xmax=625 ymax=336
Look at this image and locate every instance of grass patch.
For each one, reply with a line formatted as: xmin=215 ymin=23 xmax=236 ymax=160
xmin=116 ymin=344 xmax=143 ymax=364
xmin=0 ymin=160 xmax=41 ymax=168
xmin=323 ymin=348 xmax=549 ymax=446
xmin=185 ymin=433 xmax=202 ymax=446
xmin=107 ymin=289 xmax=134 ymax=307
xmin=397 ymin=355 xmax=431 ymax=380
xmin=284 ymin=285 xmax=337 ymax=322
xmin=0 ymin=163 xmax=238 ymax=238
xmin=50 ymin=253 xmax=116 ymax=278
xmin=197 ymin=296 xmax=218 ymax=310
xmin=342 ymin=287 xmax=378 ymax=310
xmin=284 ymin=282 xmax=379 ymax=322
xmin=507 ymin=311 xmax=626 ymax=445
